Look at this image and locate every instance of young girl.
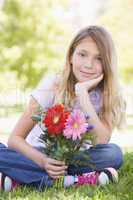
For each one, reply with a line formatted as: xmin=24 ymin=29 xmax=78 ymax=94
xmin=0 ymin=25 xmax=125 ymax=191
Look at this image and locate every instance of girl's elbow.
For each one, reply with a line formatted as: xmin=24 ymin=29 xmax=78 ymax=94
xmin=94 ymin=139 xmax=109 ymax=145
xmin=94 ymin=132 xmax=111 ymax=145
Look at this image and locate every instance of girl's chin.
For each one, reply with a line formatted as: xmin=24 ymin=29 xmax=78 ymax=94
xmin=77 ymin=75 xmax=93 ymax=82
xmin=77 ymin=73 xmax=100 ymax=82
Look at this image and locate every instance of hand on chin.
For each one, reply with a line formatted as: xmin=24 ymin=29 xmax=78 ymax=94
xmin=80 ymin=73 xmax=100 ymax=82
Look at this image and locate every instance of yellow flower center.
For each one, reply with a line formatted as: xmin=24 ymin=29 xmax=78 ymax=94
xmin=53 ymin=116 xmax=59 ymax=124
xmin=73 ymin=122 xmax=78 ymax=129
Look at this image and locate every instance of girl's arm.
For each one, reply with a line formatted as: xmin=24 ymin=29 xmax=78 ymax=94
xmin=79 ymin=90 xmax=112 ymax=145
xmin=8 ymin=98 xmax=47 ymax=167
xmin=8 ymin=98 xmax=67 ymax=179
xmin=75 ymin=74 xmax=112 ymax=145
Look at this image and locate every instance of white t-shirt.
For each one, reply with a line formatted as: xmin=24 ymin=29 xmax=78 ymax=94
xmin=26 ymin=74 xmax=57 ymax=148
xmin=26 ymin=74 xmax=102 ymax=149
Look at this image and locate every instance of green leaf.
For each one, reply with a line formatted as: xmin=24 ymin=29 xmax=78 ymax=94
xmin=31 ymin=114 xmax=41 ymax=122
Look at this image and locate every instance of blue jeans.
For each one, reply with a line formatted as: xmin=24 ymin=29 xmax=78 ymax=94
xmin=0 ymin=143 xmax=123 ymax=190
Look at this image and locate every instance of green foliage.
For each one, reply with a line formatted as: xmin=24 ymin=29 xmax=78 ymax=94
xmin=0 ymin=0 xmax=70 ymax=88
xmin=99 ymin=0 xmax=133 ymax=84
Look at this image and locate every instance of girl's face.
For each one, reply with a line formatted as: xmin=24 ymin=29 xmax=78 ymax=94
xmin=71 ymin=37 xmax=103 ymax=82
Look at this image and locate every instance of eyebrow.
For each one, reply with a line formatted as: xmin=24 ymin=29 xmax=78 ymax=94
xmin=78 ymin=49 xmax=88 ymax=53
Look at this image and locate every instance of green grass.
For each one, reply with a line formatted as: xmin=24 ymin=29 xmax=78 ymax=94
xmin=0 ymin=110 xmax=132 ymax=200
xmin=0 ymin=152 xmax=133 ymax=200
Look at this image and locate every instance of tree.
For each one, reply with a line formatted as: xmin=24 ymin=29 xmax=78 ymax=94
xmin=99 ymin=0 xmax=133 ymax=84
xmin=0 ymin=0 xmax=70 ymax=88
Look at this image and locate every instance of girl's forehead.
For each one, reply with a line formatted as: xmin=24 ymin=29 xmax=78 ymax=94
xmin=75 ymin=37 xmax=100 ymax=54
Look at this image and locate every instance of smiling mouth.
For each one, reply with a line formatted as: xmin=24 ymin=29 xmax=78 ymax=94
xmin=80 ymin=70 xmax=94 ymax=76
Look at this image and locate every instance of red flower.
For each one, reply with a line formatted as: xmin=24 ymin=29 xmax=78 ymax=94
xmin=43 ymin=104 xmax=70 ymax=135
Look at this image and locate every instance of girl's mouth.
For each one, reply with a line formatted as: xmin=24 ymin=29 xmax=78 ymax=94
xmin=80 ymin=70 xmax=95 ymax=76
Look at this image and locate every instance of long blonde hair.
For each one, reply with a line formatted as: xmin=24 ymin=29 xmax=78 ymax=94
xmin=54 ymin=26 xmax=126 ymax=129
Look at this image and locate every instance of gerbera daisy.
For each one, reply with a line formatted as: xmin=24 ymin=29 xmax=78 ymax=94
xmin=44 ymin=104 xmax=70 ymax=135
xmin=63 ymin=109 xmax=88 ymax=140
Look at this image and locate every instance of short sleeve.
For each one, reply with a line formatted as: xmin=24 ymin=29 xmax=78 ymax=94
xmin=30 ymin=74 xmax=57 ymax=109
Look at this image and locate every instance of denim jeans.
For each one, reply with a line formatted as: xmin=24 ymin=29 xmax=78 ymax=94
xmin=0 ymin=142 xmax=123 ymax=190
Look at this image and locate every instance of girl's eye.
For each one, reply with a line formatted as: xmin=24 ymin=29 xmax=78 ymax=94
xmin=96 ymin=56 xmax=102 ymax=61
xmin=78 ymin=52 xmax=86 ymax=57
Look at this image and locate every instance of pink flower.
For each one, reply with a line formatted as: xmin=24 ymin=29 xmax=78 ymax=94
xmin=63 ymin=109 xmax=88 ymax=140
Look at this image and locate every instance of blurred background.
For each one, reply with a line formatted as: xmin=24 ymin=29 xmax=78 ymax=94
xmin=0 ymin=0 xmax=133 ymax=151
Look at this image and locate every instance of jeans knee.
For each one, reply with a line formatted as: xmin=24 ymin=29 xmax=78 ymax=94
xmin=105 ymin=143 xmax=124 ymax=169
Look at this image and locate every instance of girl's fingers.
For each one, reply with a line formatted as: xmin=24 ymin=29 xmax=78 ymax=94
xmin=50 ymin=175 xmax=63 ymax=179
xmin=48 ymin=158 xmax=65 ymax=166
xmin=90 ymin=74 xmax=103 ymax=82
xmin=87 ymin=74 xmax=103 ymax=85
xmin=48 ymin=170 xmax=66 ymax=177
xmin=97 ymin=74 xmax=103 ymax=80
xmin=48 ymin=164 xmax=67 ymax=172
xmin=93 ymin=75 xmax=103 ymax=84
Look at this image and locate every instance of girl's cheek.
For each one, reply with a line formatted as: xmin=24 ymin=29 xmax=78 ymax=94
xmin=73 ymin=58 xmax=80 ymax=68
xmin=71 ymin=55 xmax=77 ymax=65
xmin=96 ymin=64 xmax=103 ymax=74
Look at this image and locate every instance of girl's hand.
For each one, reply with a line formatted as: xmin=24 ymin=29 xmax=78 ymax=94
xmin=42 ymin=156 xmax=68 ymax=179
xmin=75 ymin=74 xmax=103 ymax=96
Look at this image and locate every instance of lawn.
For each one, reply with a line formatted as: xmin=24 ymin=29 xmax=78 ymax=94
xmin=0 ymin=152 xmax=133 ymax=200
xmin=0 ymin=106 xmax=133 ymax=200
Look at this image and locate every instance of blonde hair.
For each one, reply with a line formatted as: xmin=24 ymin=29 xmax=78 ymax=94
xmin=54 ymin=26 xmax=126 ymax=129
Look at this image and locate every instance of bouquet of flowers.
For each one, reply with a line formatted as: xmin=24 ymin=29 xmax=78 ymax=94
xmin=32 ymin=104 xmax=93 ymax=166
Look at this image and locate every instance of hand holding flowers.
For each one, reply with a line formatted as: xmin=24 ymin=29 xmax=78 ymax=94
xmin=32 ymin=104 xmax=93 ymax=168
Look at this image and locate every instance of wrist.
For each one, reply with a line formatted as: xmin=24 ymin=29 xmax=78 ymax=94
xmin=75 ymin=84 xmax=88 ymax=97
xmin=36 ymin=151 xmax=47 ymax=168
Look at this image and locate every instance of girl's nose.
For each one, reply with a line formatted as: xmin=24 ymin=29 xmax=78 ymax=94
xmin=84 ymin=62 xmax=92 ymax=69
